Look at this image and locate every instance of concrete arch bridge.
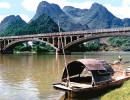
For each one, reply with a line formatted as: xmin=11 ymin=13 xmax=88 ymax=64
xmin=0 ymin=27 xmax=130 ymax=54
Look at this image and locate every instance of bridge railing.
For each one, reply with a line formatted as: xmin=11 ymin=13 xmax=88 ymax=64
xmin=0 ymin=27 xmax=130 ymax=40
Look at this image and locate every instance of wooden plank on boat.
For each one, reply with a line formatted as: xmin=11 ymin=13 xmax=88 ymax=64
xmin=69 ymin=82 xmax=92 ymax=88
xmin=53 ymin=84 xmax=72 ymax=91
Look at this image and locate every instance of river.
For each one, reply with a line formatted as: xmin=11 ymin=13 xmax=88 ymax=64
xmin=0 ymin=52 xmax=129 ymax=100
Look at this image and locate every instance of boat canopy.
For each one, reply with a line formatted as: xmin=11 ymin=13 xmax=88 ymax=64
xmin=62 ymin=59 xmax=115 ymax=83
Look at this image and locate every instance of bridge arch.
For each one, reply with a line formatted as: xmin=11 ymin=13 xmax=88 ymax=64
xmin=0 ymin=27 xmax=130 ymax=54
xmin=64 ymin=33 xmax=130 ymax=50
xmin=2 ymin=39 xmax=58 ymax=52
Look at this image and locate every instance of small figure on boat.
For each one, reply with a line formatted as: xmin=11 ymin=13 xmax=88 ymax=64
xmin=118 ymin=54 xmax=122 ymax=63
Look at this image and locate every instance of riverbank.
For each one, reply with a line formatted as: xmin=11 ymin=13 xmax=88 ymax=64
xmin=71 ymin=51 xmax=130 ymax=55
xmin=101 ymin=80 xmax=130 ymax=100
xmin=15 ymin=51 xmax=36 ymax=53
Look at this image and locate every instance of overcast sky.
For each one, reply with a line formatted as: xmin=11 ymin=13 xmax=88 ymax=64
xmin=0 ymin=0 xmax=130 ymax=23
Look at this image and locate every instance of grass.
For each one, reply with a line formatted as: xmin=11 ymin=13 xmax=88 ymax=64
xmin=101 ymin=80 xmax=130 ymax=100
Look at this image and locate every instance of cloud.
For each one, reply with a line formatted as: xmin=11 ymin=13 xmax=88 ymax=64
xmin=19 ymin=14 xmax=31 ymax=22
xmin=45 ymin=0 xmax=94 ymax=9
xmin=0 ymin=15 xmax=7 ymax=23
xmin=105 ymin=0 xmax=130 ymax=18
xmin=0 ymin=2 xmax=11 ymax=9
xmin=22 ymin=0 xmax=94 ymax=12
xmin=122 ymin=0 xmax=130 ymax=7
xmin=22 ymin=0 xmax=42 ymax=12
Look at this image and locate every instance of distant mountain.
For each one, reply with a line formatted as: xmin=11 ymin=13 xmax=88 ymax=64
xmin=122 ymin=18 xmax=130 ymax=26
xmin=63 ymin=6 xmax=88 ymax=19
xmin=32 ymin=1 xmax=65 ymax=21
xmin=1 ymin=1 xmax=130 ymax=36
xmin=0 ymin=14 xmax=60 ymax=36
xmin=31 ymin=1 xmax=130 ymax=31
xmin=23 ymin=14 xmax=60 ymax=34
xmin=31 ymin=1 xmax=89 ymax=31
xmin=0 ymin=18 xmax=27 ymax=36
xmin=0 ymin=15 xmax=24 ymax=34
xmin=63 ymin=3 xmax=129 ymax=29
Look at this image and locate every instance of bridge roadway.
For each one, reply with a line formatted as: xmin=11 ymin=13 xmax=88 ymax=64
xmin=0 ymin=27 xmax=130 ymax=54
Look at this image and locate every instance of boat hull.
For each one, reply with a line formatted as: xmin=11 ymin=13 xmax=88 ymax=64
xmin=53 ymin=76 xmax=130 ymax=93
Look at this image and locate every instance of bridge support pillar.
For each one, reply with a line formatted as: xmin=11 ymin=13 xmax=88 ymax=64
xmin=64 ymin=36 xmax=66 ymax=46
xmin=4 ymin=40 xmax=6 ymax=47
xmin=53 ymin=37 xmax=55 ymax=45
xmin=0 ymin=41 xmax=1 ymax=51
xmin=58 ymin=38 xmax=62 ymax=48
xmin=7 ymin=40 xmax=10 ymax=44
xmin=70 ymin=36 xmax=72 ymax=42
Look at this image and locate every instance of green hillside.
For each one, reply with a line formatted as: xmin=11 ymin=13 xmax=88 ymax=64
xmin=0 ymin=14 xmax=61 ymax=36
xmin=0 ymin=15 xmax=24 ymax=34
xmin=108 ymin=36 xmax=130 ymax=51
xmin=0 ymin=19 xmax=26 ymax=36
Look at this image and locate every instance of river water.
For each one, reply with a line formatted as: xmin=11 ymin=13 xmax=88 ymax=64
xmin=0 ymin=52 xmax=129 ymax=100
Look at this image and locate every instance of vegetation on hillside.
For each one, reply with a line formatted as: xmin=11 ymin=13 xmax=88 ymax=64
xmin=69 ymin=39 xmax=101 ymax=52
xmin=101 ymin=80 xmax=130 ymax=100
xmin=0 ymin=15 xmax=24 ymax=34
xmin=0 ymin=20 xmax=27 ymax=36
xmin=68 ymin=36 xmax=130 ymax=52
xmin=108 ymin=36 xmax=130 ymax=51
xmin=0 ymin=14 xmax=61 ymax=37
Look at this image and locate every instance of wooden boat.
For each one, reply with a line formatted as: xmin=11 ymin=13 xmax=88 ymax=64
xmin=53 ymin=59 xmax=130 ymax=94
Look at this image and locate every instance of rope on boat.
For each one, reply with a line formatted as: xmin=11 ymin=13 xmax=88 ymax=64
xmin=58 ymin=21 xmax=70 ymax=87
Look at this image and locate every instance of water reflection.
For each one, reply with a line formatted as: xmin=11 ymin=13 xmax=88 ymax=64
xmin=0 ymin=52 xmax=129 ymax=100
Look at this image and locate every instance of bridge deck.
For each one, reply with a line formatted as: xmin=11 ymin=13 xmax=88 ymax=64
xmin=0 ymin=27 xmax=130 ymax=39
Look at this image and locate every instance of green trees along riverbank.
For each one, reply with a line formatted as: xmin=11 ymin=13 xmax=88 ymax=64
xmin=69 ymin=37 xmax=130 ymax=52
xmin=13 ymin=41 xmax=55 ymax=53
xmin=13 ymin=36 xmax=130 ymax=53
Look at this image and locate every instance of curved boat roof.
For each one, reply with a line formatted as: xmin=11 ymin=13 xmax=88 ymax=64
xmin=77 ymin=59 xmax=106 ymax=70
xmin=62 ymin=59 xmax=114 ymax=80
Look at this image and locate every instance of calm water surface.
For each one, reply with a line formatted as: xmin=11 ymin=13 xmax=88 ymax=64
xmin=0 ymin=52 xmax=129 ymax=100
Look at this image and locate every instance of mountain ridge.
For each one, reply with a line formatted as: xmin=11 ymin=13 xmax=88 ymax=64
xmin=63 ymin=3 xmax=126 ymax=29
xmin=0 ymin=14 xmax=61 ymax=36
xmin=0 ymin=15 xmax=25 ymax=34
xmin=1 ymin=1 xmax=130 ymax=35
xmin=31 ymin=1 xmax=90 ymax=31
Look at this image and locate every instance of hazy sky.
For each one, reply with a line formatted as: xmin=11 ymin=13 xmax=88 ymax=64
xmin=0 ymin=0 xmax=130 ymax=23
